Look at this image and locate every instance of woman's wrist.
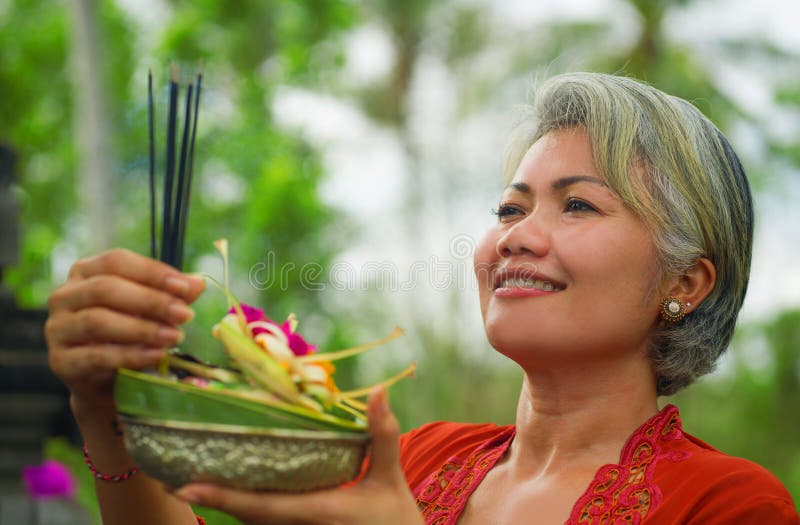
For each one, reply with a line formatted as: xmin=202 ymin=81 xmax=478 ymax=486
xmin=70 ymin=394 xmax=138 ymax=470
xmin=70 ymin=394 xmax=118 ymax=425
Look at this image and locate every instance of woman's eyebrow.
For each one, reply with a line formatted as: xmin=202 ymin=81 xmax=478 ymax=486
xmin=552 ymin=175 xmax=607 ymax=190
xmin=508 ymin=181 xmax=530 ymax=193
xmin=505 ymin=176 xmax=607 ymax=194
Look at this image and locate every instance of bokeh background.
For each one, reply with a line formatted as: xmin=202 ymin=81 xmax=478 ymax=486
xmin=1 ymin=0 xmax=798 ymax=523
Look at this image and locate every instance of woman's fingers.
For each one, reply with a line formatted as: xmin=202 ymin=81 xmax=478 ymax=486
xmin=66 ymin=248 xmax=205 ymax=302
xmin=176 ymin=484 xmax=335 ymax=525
xmin=45 ymin=249 xmax=205 ymax=414
xmin=48 ymin=275 xmax=195 ymax=325
xmin=48 ymin=344 xmax=165 ymax=386
xmin=46 ymin=307 xmax=184 ymax=348
xmin=45 ymin=249 xmax=204 ymax=354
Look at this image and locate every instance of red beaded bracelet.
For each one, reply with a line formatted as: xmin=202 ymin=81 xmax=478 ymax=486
xmin=83 ymin=444 xmax=139 ymax=482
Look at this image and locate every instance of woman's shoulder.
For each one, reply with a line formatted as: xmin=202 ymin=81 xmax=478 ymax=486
xmin=678 ymin=430 xmax=791 ymax=487
xmin=653 ymin=430 xmax=799 ymax=523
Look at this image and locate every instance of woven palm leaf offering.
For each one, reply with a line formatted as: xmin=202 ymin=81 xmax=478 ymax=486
xmin=115 ymin=67 xmax=413 ymax=491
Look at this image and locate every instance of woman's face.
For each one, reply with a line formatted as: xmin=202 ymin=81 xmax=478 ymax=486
xmin=474 ymin=127 xmax=662 ymax=366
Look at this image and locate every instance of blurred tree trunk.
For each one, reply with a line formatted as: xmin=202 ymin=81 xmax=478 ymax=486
xmin=70 ymin=0 xmax=112 ymax=252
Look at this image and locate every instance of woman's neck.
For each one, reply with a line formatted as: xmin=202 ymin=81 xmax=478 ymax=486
xmin=508 ymin=354 xmax=659 ymax=480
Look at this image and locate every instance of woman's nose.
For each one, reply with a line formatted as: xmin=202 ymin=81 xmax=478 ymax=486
xmin=496 ymin=215 xmax=551 ymax=258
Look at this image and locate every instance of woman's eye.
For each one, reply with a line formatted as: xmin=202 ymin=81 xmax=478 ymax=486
xmin=492 ymin=204 xmax=524 ymax=221
xmin=565 ymin=198 xmax=596 ymax=213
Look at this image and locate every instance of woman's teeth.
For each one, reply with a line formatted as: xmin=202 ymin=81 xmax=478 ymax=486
xmin=500 ymin=278 xmax=558 ymax=291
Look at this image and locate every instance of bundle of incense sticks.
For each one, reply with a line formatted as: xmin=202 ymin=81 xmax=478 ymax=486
xmin=149 ymin=63 xmax=202 ymax=270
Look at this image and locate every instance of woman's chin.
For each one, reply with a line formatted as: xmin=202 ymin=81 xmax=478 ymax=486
xmin=487 ymin=329 xmax=563 ymax=364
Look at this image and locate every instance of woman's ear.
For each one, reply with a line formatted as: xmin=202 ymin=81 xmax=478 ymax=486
xmin=666 ymin=257 xmax=716 ymax=313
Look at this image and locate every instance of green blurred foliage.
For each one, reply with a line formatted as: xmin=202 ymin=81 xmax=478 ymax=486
xmin=673 ymin=309 xmax=800 ymax=501
xmin=0 ymin=0 xmax=362 ymax=350
xmin=0 ymin=0 xmax=75 ymax=305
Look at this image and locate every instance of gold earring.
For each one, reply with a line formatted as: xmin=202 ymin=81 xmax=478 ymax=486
xmin=660 ymin=297 xmax=686 ymax=323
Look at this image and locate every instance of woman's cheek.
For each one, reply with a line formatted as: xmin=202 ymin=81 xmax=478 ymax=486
xmin=473 ymin=231 xmax=499 ymax=315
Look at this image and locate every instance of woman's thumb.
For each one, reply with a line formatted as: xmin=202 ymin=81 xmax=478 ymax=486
xmin=365 ymin=386 xmax=402 ymax=482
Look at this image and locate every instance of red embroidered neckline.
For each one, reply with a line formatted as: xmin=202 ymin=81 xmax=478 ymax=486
xmin=568 ymin=404 xmax=688 ymax=524
xmin=415 ymin=427 xmax=515 ymax=524
xmin=413 ymin=405 xmax=689 ymax=525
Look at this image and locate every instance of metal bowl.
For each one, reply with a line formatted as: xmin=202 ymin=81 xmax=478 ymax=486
xmin=120 ymin=415 xmax=370 ymax=491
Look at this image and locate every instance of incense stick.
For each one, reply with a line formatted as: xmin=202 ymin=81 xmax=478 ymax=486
xmin=161 ymin=64 xmax=179 ymax=266
xmin=175 ymin=67 xmax=203 ymax=270
xmin=148 ymin=70 xmax=157 ymax=259
xmin=149 ymin=62 xmax=203 ymax=270
xmin=173 ymin=83 xmax=193 ymax=268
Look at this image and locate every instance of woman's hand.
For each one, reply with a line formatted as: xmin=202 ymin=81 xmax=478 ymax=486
xmin=174 ymin=387 xmax=424 ymax=525
xmin=45 ymin=249 xmax=205 ymax=410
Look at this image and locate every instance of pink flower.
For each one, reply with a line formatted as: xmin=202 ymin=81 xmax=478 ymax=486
xmin=229 ymin=304 xmax=268 ymax=324
xmin=229 ymin=304 xmax=277 ymax=336
xmin=281 ymin=320 xmax=317 ymax=356
xmin=229 ymin=304 xmax=317 ymax=356
xmin=22 ymin=460 xmax=76 ymax=500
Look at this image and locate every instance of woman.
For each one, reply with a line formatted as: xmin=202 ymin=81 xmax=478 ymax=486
xmin=46 ymin=73 xmax=799 ymax=524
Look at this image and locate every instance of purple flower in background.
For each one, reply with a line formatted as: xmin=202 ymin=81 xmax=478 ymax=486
xmin=22 ymin=460 xmax=76 ymax=500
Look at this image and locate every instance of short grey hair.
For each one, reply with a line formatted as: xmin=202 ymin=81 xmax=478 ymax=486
xmin=505 ymin=72 xmax=754 ymax=396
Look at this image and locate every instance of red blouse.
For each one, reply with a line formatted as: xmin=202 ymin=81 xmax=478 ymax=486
xmin=399 ymin=405 xmax=799 ymax=524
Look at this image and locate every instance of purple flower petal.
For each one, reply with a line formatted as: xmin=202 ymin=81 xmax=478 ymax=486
xmin=22 ymin=460 xmax=76 ymax=500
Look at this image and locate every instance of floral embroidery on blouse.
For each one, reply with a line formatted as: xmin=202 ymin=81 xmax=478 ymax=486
xmin=414 ymin=427 xmax=515 ymax=524
xmin=412 ymin=405 xmax=690 ymax=525
xmin=569 ymin=405 xmax=688 ymax=524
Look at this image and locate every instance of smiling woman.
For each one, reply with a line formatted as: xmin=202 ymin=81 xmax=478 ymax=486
xmin=501 ymin=74 xmax=754 ymax=396
xmin=403 ymin=73 xmax=797 ymax=525
xmin=45 ymin=73 xmax=799 ymax=525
